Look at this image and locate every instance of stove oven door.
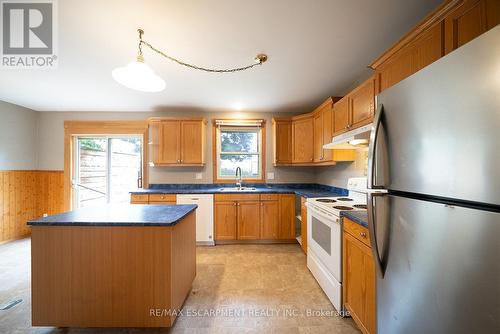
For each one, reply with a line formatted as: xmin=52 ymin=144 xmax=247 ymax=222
xmin=306 ymin=204 xmax=341 ymax=282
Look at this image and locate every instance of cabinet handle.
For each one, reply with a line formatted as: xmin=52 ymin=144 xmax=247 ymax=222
xmin=234 ymin=202 xmax=237 ymax=206
xmin=360 ymin=232 xmax=367 ymax=238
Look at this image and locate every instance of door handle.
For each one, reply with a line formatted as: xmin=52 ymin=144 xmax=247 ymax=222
xmin=368 ymin=104 xmax=384 ymax=189
xmin=367 ymin=191 xmax=387 ymax=278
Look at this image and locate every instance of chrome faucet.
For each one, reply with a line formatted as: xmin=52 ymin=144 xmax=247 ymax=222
xmin=235 ymin=167 xmax=242 ymax=190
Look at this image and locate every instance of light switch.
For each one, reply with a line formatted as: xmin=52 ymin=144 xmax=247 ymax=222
xmin=195 ymin=173 xmax=203 ymax=180
xmin=267 ymin=172 xmax=275 ymax=180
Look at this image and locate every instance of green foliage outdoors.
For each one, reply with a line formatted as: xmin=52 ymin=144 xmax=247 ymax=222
xmin=220 ymin=131 xmax=256 ymax=162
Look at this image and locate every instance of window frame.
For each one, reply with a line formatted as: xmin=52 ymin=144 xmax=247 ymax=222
xmin=213 ymin=120 xmax=266 ymax=183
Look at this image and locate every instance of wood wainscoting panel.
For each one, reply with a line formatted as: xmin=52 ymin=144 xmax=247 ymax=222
xmin=0 ymin=170 xmax=64 ymax=243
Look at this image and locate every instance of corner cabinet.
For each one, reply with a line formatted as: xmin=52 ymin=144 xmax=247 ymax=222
xmin=343 ymin=218 xmax=376 ymax=334
xmin=150 ymin=118 xmax=206 ymax=166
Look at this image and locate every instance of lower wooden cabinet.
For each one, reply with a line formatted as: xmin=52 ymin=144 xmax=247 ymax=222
xmin=261 ymin=199 xmax=280 ymax=239
xmin=214 ymin=201 xmax=238 ymax=240
xmin=237 ymin=201 xmax=261 ymax=240
xmin=130 ymin=193 xmax=176 ymax=204
xmin=343 ymin=218 xmax=376 ymax=334
xmin=214 ymin=194 xmax=296 ymax=242
xmin=278 ymin=194 xmax=296 ymax=239
xmin=300 ymin=196 xmax=307 ymax=254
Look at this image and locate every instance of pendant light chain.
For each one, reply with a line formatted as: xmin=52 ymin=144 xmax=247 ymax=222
xmin=136 ymin=29 xmax=267 ymax=73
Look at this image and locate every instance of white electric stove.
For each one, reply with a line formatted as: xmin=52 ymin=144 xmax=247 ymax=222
xmin=306 ymin=177 xmax=368 ymax=314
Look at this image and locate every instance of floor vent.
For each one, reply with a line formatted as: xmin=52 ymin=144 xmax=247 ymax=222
xmin=0 ymin=299 xmax=22 ymax=310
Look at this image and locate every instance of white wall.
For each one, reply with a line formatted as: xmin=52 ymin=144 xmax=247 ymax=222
xmin=0 ymin=101 xmax=38 ymax=170
xmin=36 ymin=110 xmax=318 ymax=184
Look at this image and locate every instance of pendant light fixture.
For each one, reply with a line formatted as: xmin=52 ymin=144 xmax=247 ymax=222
xmin=112 ymin=29 xmax=268 ymax=92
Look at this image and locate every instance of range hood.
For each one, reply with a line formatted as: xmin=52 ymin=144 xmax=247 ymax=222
xmin=323 ymin=123 xmax=372 ymax=149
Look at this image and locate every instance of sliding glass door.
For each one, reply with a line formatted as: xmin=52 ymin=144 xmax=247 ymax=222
xmin=73 ymin=136 xmax=142 ymax=208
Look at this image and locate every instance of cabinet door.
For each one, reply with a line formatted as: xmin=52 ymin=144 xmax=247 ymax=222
xmin=300 ymin=197 xmax=307 ymax=253
xmin=159 ymin=120 xmax=181 ymax=164
xmin=322 ymin=105 xmax=333 ymax=161
xmin=313 ymin=112 xmax=323 ymax=162
xmin=333 ymin=97 xmax=350 ymax=136
xmin=292 ymin=117 xmax=314 ymax=163
xmin=343 ymin=231 xmax=376 ymax=334
xmin=278 ymin=194 xmax=295 ymax=239
xmin=260 ymin=200 xmax=279 ymax=239
xmin=444 ymin=0 xmax=499 ymax=54
xmin=351 ymin=77 xmax=375 ymax=128
xmin=377 ymin=22 xmax=444 ymax=92
xmin=273 ymin=120 xmax=292 ymax=164
xmin=214 ymin=202 xmax=237 ymax=240
xmin=181 ymin=120 xmax=204 ymax=164
xmin=237 ymin=201 xmax=261 ymax=240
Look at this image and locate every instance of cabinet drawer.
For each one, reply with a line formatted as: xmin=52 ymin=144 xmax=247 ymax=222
xmin=344 ymin=218 xmax=371 ymax=248
xmin=260 ymin=194 xmax=279 ymax=201
xmin=149 ymin=194 xmax=177 ymax=203
xmin=214 ymin=194 xmax=260 ymax=202
xmin=130 ymin=194 xmax=149 ymax=204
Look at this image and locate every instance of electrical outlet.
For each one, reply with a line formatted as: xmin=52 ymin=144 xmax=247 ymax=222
xmin=267 ymin=172 xmax=275 ymax=180
xmin=195 ymin=173 xmax=203 ymax=180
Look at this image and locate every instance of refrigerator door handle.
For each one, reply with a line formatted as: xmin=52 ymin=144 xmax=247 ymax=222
xmin=368 ymin=103 xmax=384 ymax=189
xmin=368 ymin=191 xmax=387 ymax=278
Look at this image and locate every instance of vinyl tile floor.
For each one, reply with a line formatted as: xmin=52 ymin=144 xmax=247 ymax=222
xmin=0 ymin=238 xmax=360 ymax=334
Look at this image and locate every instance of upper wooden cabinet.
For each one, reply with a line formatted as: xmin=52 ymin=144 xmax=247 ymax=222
xmin=292 ymin=114 xmax=314 ymax=164
xmin=313 ymin=97 xmax=339 ymax=163
xmin=272 ymin=119 xmax=293 ymax=165
xmin=333 ymin=96 xmax=350 ymax=136
xmin=370 ymin=0 xmax=499 ymax=93
xmin=150 ymin=118 xmax=206 ymax=166
xmin=272 ymin=97 xmax=355 ymax=166
xmin=333 ymin=77 xmax=376 ymax=137
xmin=444 ymin=0 xmax=500 ymax=54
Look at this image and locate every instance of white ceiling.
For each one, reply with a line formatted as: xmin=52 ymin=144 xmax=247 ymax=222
xmin=0 ymin=0 xmax=442 ymax=113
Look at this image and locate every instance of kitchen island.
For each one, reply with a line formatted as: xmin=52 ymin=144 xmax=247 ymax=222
xmin=28 ymin=204 xmax=197 ymax=328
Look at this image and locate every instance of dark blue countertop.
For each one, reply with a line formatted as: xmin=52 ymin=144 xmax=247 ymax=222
xmin=27 ymin=204 xmax=197 ymax=227
xmin=130 ymin=183 xmax=348 ymax=198
xmin=341 ymin=211 xmax=368 ymax=228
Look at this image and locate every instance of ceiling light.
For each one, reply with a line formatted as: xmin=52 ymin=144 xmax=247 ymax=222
xmin=112 ymin=55 xmax=166 ymax=92
xmin=112 ymin=29 xmax=268 ymax=93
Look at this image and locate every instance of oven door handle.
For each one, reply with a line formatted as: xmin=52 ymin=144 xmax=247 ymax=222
xmin=306 ymin=204 xmax=339 ymax=225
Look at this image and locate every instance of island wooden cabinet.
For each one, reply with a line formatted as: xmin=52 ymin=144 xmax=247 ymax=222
xmin=214 ymin=193 xmax=296 ymax=242
xmin=292 ymin=115 xmax=314 ymax=163
xmin=343 ymin=218 xmax=376 ymax=334
xmin=272 ymin=119 xmax=293 ymax=165
xmin=333 ymin=77 xmax=375 ymax=136
xmin=150 ymin=118 xmax=206 ymax=166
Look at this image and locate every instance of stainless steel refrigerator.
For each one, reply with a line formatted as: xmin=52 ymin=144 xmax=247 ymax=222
xmin=367 ymin=26 xmax=500 ymax=334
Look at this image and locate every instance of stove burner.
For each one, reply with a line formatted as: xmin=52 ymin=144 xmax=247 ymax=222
xmin=353 ymin=204 xmax=367 ymax=209
xmin=336 ymin=198 xmax=353 ymax=202
xmin=333 ymin=206 xmax=353 ymax=210
xmin=316 ymin=199 xmax=337 ymax=203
